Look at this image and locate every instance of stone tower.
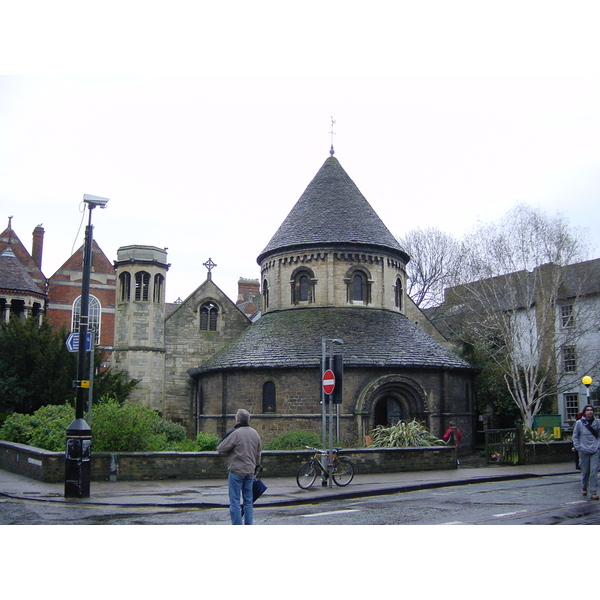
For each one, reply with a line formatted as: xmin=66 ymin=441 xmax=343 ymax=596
xmin=112 ymin=245 xmax=169 ymax=412
xmin=257 ymin=156 xmax=410 ymax=314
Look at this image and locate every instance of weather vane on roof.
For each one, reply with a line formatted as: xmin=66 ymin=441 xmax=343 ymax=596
xmin=329 ymin=117 xmax=336 ymax=156
xmin=203 ymin=257 xmax=217 ymax=279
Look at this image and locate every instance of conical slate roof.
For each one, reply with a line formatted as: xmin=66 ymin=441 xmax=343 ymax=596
xmin=257 ymin=156 xmax=409 ymax=264
xmin=0 ymin=246 xmax=46 ymax=296
xmin=188 ymin=307 xmax=473 ymax=375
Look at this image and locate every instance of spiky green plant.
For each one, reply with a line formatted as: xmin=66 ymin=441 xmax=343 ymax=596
xmin=523 ymin=425 xmax=554 ymax=444
xmin=369 ymin=420 xmax=445 ymax=448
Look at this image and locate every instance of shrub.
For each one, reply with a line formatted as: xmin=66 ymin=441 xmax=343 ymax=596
xmin=29 ymin=404 xmax=76 ymax=451
xmin=369 ymin=420 xmax=445 ymax=448
xmin=153 ymin=418 xmax=187 ymax=443
xmin=0 ymin=402 xmax=220 ymax=453
xmin=263 ymin=430 xmax=323 ymax=450
xmin=0 ymin=412 xmax=35 ymax=446
xmin=91 ymin=398 xmax=166 ymax=452
xmin=195 ymin=432 xmax=219 ymax=451
xmin=0 ymin=404 xmax=76 ymax=451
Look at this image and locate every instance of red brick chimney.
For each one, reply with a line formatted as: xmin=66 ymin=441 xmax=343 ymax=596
xmin=237 ymin=278 xmax=259 ymax=303
xmin=32 ymin=224 xmax=44 ymax=270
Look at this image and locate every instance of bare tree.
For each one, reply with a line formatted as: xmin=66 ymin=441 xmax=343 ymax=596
xmin=397 ymin=227 xmax=464 ymax=308
xmin=434 ymin=203 xmax=598 ymax=427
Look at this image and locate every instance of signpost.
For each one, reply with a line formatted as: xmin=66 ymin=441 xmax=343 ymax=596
xmin=322 ymin=369 xmax=336 ymax=396
xmin=321 ymin=338 xmax=343 ymax=488
xmin=65 ymin=332 xmax=92 ymax=353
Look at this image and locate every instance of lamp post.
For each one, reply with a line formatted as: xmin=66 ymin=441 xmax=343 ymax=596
xmin=582 ymin=375 xmax=593 ymax=406
xmin=64 ymin=194 xmax=108 ymax=498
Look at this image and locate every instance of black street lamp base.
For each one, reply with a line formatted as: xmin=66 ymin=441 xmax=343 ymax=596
xmin=65 ymin=418 xmax=92 ymax=499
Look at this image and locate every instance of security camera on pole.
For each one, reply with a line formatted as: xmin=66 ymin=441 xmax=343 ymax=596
xmin=64 ymin=194 xmax=109 ymax=499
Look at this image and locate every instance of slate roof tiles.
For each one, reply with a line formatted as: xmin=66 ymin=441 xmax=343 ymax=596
xmin=188 ymin=307 xmax=473 ymax=375
xmin=258 ymin=156 xmax=409 ymax=263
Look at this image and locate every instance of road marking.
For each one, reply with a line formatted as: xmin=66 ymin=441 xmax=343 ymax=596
xmin=300 ymin=509 xmax=360 ymax=518
xmin=437 ymin=521 xmax=465 ymax=525
xmin=493 ymin=510 xmax=528 ymax=517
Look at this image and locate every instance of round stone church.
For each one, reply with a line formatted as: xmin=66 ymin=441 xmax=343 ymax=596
xmin=177 ymin=155 xmax=477 ymax=447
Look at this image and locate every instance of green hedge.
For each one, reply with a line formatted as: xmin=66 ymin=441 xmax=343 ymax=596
xmin=0 ymin=400 xmax=218 ymax=453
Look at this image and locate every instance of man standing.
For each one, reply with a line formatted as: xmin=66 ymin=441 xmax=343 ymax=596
xmin=217 ymin=409 xmax=262 ymax=525
xmin=573 ymin=404 xmax=600 ymax=500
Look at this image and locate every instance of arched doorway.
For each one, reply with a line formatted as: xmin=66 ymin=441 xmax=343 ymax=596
xmin=355 ymin=375 xmax=429 ymax=442
xmin=373 ymin=396 xmax=405 ymax=427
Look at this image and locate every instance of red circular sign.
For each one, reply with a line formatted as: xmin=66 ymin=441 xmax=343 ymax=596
xmin=322 ymin=369 xmax=336 ymax=395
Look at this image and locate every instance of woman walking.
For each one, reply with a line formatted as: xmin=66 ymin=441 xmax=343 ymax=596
xmin=573 ymin=404 xmax=600 ymax=500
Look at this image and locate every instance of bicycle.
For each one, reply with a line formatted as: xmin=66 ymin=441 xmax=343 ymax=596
xmin=296 ymin=446 xmax=355 ymax=489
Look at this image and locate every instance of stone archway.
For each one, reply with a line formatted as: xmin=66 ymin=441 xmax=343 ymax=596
xmin=356 ymin=375 xmax=429 ymax=443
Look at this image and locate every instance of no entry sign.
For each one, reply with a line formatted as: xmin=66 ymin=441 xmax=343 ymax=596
xmin=322 ymin=369 xmax=336 ymax=395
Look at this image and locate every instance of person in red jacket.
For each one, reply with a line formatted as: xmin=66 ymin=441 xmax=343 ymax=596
xmin=443 ymin=421 xmax=463 ymax=465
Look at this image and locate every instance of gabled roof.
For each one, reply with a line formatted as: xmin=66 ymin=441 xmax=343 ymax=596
xmin=188 ymin=306 xmax=474 ymax=376
xmin=0 ymin=225 xmax=45 ymax=289
xmin=257 ymin=156 xmax=409 ymax=264
xmin=51 ymin=240 xmax=116 ymax=277
xmin=0 ymin=246 xmax=46 ymax=297
xmin=165 ymin=275 xmax=250 ymax=323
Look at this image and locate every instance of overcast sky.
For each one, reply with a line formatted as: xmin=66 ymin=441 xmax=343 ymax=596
xmin=1 ymin=2 xmax=599 ymax=304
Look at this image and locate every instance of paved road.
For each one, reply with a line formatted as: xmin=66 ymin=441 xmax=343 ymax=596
xmin=1 ymin=472 xmax=594 ymax=525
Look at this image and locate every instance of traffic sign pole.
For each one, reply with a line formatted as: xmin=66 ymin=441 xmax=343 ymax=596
xmin=320 ymin=338 xmax=343 ymax=489
xmin=322 ymin=369 xmax=336 ymax=395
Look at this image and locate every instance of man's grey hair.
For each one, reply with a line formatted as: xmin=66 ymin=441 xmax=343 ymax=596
xmin=236 ymin=409 xmax=250 ymax=424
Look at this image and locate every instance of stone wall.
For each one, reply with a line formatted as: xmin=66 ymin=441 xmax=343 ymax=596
xmin=522 ymin=441 xmax=574 ymax=465
xmin=1 ymin=440 xmax=457 ymax=483
xmin=1 ymin=440 xmax=574 ymax=484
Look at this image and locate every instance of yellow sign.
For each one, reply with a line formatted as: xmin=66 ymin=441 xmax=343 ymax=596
xmin=81 ymin=380 xmax=90 ymax=389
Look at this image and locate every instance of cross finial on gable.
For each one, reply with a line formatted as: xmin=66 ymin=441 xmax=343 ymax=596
xmin=203 ymin=257 xmax=217 ymax=280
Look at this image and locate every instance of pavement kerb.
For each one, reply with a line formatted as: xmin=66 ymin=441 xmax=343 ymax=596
xmin=0 ymin=463 xmax=577 ymax=509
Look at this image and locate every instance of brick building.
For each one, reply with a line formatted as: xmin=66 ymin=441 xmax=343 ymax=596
xmin=0 ymin=219 xmax=117 ymax=358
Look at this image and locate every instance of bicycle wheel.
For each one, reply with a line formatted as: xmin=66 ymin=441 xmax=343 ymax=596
xmin=296 ymin=461 xmax=318 ymax=489
xmin=332 ymin=457 xmax=354 ymax=486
